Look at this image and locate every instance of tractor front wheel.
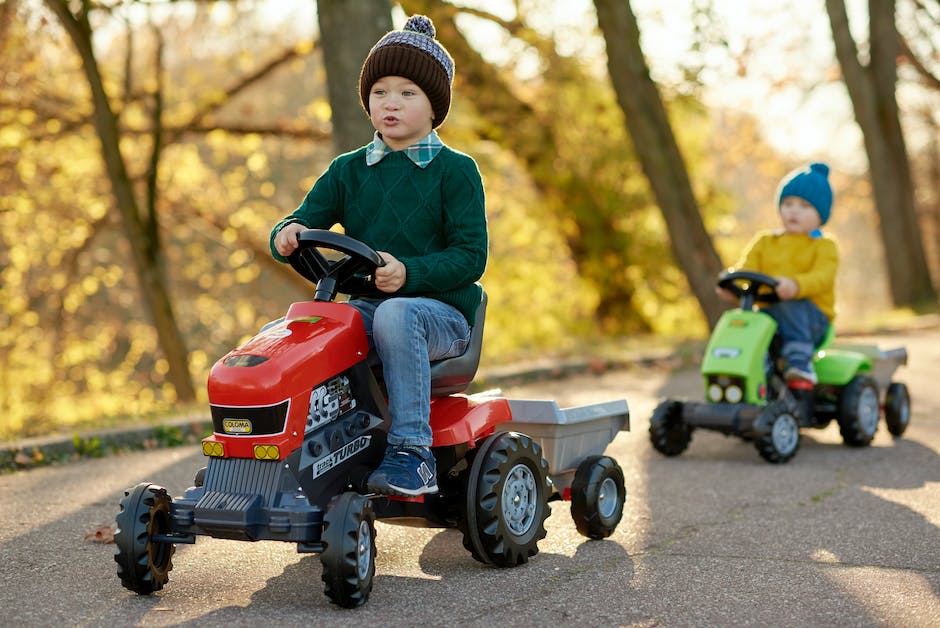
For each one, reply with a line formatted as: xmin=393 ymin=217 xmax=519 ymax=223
xmin=114 ymin=483 xmax=175 ymax=594
xmin=755 ymin=403 xmax=800 ymax=464
xmin=570 ymin=455 xmax=626 ymax=539
xmin=649 ymin=400 xmax=691 ymax=456
xmin=320 ymin=492 xmax=376 ymax=608
xmin=460 ymin=431 xmax=550 ymax=567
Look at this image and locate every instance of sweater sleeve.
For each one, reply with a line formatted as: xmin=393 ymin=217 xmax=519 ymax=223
xmin=399 ymin=156 xmax=488 ymax=293
xmin=736 ymin=233 xmax=769 ymax=272
xmin=794 ymin=237 xmax=838 ymax=299
xmin=269 ymin=160 xmax=344 ymax=263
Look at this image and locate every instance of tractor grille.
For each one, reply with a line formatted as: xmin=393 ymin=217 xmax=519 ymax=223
xmin=203 ymin=457 xmax=282 ymax=505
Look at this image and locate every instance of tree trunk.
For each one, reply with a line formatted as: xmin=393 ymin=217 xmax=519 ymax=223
xmin=45 ymin=0 xmax=196 ymax=402
xmin=593 ymin=0 xmax=726 ymax=327
xmin=826 ymin=0 xmax=937 ymax=306
xmin=402 ymin=0 xmax=651 ymax=333
xmin=317 ymin=0 xmax=393 ymax=153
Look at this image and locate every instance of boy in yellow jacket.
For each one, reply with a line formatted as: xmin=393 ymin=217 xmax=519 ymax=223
xmin=718 ymin=162 xmax=838 ymax=384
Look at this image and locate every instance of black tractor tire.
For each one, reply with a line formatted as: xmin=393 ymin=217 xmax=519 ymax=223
xmin=649 ymin=400 xmax=691 ymax=456
xmin=884 ymin=382 xmax=911 ymax=437
xmin=114 ymin=483 xmax=175 ymax=594
xmin=570 ymin=455 xmax=626 ymax=539
xmin=838 ymin=375 xmax=880 ymax=447
xmin=320 ymin=492 xmax=376 ymax=608
xmin=460 ymin=431 xmax=551 ymax=567
xmin=193 ymin=467 xmax=206 ymax=488
xmin=754 ymin=403 xmax=800 ymax=464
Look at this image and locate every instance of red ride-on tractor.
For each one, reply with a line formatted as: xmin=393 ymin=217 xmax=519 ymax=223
xmin=114 ymin=230 xmax=631 ymax=608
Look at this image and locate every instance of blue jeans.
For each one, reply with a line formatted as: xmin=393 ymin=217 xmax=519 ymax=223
xmin=765 ymin=299 xmax=831 ymax=373
xmin=348 ymin=297 xmax=471 ymax=447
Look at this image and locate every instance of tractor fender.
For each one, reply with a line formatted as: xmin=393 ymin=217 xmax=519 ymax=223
xmin=814 ymin=349 xmax=872 ymax=387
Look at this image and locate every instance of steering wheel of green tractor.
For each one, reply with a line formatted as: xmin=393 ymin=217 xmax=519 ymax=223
xmin=717 ymin=269 xmax=780 ymax=310
xmin=288 ymin=229 xmax=386 ymax=302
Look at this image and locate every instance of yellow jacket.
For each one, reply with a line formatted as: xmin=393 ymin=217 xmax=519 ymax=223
xmin=736 ymin=230 xmax=838 ymax=320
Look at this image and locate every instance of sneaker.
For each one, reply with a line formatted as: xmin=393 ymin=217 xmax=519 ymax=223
xmin=367 ymin=445 xmax=438 ymax=496
xmin=784 ymin=366 xmax=818 ymax=385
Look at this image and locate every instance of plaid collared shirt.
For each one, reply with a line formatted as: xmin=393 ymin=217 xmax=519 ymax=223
xmin=365 ymin=130 xmax=444 ymax=168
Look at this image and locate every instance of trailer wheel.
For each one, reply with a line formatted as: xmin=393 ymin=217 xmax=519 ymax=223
xmin=755 ymin=404 xmax=800 ymax=463
xmin=838 ymin=375 xmax=879 ymax=447
xmin=114 ymin=483 xmax=175 ymax=594
xmin=460 ymin=432 xmax=550 ymax=567
xmin=884 ymin=382 xmax=910 ymax=437
xmin=649 ymin=400 xmax=691 ymax=456
xmin=320 ymin=492 xmax=376 ymax=608
xmin=570 ymin=455 xmax=625 ymax=539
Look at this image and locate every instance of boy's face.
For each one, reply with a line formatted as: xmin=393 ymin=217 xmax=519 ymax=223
xmin=779 ymin=196 xmax=822 ymax=234
xmin=369 ymin=76 xmax=434 ymax=151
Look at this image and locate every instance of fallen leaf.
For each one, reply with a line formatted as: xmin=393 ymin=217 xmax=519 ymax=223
xmin=83 ymin=524 xmax=115 ymax=544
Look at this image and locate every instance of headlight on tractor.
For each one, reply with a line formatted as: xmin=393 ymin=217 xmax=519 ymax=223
xmin=254 ymin=444 xmax=280 ymax=460
xmin=707 ymin=383 xmax=724 ymax=402
xmin=706 ymin=375 xmax=747 ymax=404
xmin=202 ymin=441 xmax=225 ymax=457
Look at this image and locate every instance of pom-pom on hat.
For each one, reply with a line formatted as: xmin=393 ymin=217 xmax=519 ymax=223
xmin=776 ymin=162 xmax=834 ymax=225
xmin=359 ymin=15 xmax=455 ymax=128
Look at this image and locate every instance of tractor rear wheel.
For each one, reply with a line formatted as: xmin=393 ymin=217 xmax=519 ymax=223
xmin=460 ymin=431 xmax=550 ymax=567
xmin=114 ymin=483 xmax=175 ymax=594
xmin=884 ymin=382 xmax=910 ymax=437
xmin=320 ymin=492 xmax=376 ymax=608
xmin=838 ymin=375 xmax=879 ymax=447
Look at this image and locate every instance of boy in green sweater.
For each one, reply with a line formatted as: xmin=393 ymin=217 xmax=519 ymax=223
xmin=718 ymin=162 xmax=838 ymax=384
xmin=270 ymin=15 xmax=487 ymax=496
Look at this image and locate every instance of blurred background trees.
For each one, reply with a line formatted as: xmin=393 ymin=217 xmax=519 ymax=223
xmin=1 ymin=0 xmax=938 ymax=440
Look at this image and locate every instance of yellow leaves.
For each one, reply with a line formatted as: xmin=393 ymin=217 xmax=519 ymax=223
xmin=81 ymin=275 xmax=99 ymax=296
xmin=0 ymin=124 xmax=26 ymax=149
xmin=235 ymin=266 xmax=259 ymax=284
xmin=245 ymin=151 xmax=268 ymax=174
xmin=227 ymin=249 xmax=250 ymax=268
xmin=306 ymin=98 xmax=332 ymax=122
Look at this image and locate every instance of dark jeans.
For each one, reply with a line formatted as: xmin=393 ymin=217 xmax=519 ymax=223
xmin=765 ymin=299 xmax=831 ymax=373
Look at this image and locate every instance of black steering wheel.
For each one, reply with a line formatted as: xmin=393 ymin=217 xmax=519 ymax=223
xmin=287 ymin=229 xmax=385 ymax=302
xmin=717 ymin=269 xmax=779 ymax=310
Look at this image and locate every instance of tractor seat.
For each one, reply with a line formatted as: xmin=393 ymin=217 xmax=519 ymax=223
xmin=817 ymin=324 xmax=835 ymax=351
xmin=429 ymin=291 xmax=487 ymax=396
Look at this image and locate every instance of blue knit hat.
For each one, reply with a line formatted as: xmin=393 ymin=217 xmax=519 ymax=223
xmin=359 ymin=15 xmax=455 ymax=127
xmin=776 ymin=162 xmax=833 ymax=225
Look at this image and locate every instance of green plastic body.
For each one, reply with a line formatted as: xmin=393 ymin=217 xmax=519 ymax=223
xmin=701 ymin=308 xmax=873 ymax=404
xmin=702 ymin=310 xmax=777 ymax=404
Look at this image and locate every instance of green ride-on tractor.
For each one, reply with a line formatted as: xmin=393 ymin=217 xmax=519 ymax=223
xmin=649 ymin=270 xmax=911 ymax=463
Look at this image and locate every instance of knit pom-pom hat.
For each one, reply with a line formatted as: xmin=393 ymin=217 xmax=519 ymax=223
xmin=359 ymin=15 xmax=455 ymax=128
xmin=776 ymin=162 xmax=834 ymax=225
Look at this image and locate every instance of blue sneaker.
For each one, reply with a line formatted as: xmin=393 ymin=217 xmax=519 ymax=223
xmin=367 ymin=445 xmax=438 ymax=496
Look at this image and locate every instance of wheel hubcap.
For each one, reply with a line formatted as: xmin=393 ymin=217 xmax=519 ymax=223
xmin=502 ymin=463 xmax=537 ymax=536
xmin=898 ymin=399 xmax=910 ymax=426
xmin=597 ymin=477 xmax=619 ymax=519
xmin=772 ymin=413 xmax=799 ymax=454
xmin=356 ymin=519 xmax=371 ymax=581
xmin=858 ymin=387 xmax=879 ymax=434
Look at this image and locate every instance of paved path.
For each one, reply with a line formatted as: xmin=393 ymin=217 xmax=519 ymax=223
xmin=1 ymin=330 xmax=937 ymax=626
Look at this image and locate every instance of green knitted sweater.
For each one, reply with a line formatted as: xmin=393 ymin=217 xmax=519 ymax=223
xmin=270 ymin=145 xmax=487 ymax=324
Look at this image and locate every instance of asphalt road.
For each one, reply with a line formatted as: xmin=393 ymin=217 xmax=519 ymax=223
xmin=1 ymin=329 xmax=938 ymax=627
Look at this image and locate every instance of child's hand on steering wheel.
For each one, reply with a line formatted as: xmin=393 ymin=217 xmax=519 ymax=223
xmin=775 ymin=277 xmax=799 ymax=300
xmin=375 ymin=252 xmax=406 ymax=292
